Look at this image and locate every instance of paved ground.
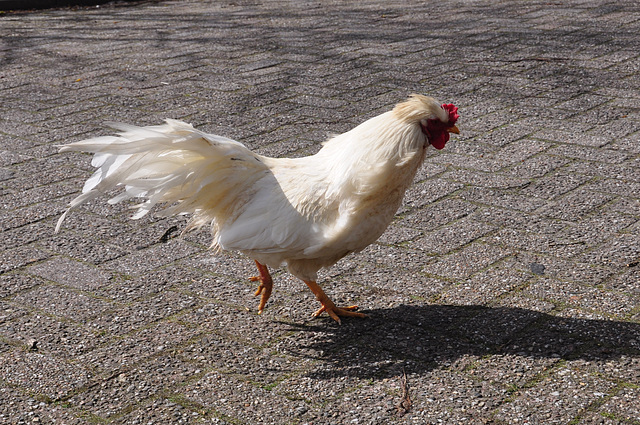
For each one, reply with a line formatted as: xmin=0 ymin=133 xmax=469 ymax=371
xmin=0 ymin=1 xmax=127 ymax=12
xmin=1 ymin=0 xmax=640 ymax=423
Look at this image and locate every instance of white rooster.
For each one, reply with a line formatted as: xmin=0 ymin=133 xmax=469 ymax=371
xmin=57 ymin=94 xmax=459 ymax=323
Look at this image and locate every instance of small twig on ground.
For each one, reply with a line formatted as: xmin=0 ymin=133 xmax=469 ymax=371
xmin=159 ymin=225 xmax=179 ymax=243
xmin=396 ymin=368 xmax=412 ymax=416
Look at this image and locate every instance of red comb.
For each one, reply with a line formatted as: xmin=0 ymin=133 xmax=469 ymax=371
xmin=441 ymin=103 xmax=459 ymax=125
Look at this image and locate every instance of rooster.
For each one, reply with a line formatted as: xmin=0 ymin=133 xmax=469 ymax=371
xmin=56 ymin=94 xmax=459 ymax=323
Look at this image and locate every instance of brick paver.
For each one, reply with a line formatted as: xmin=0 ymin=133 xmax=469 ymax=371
xmin=1 ymin=0 xmax=639 ymax=423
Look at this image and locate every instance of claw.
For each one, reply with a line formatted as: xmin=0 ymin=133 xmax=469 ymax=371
xmin=313 ymin=304 xmax=367 ymax=325
xmin=304 ymin=279 xmax=368 ymax=324
xmin=250 ymin=261 xmax=273 ymax=314
xmin=254 ymin=281 xmax=272 ymax=314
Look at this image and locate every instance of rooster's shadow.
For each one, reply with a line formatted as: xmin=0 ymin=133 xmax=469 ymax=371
xmin=279 ymin=304 xmax=640 ymax=379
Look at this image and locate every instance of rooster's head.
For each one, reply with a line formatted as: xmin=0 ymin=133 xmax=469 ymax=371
xmin=393 ymin=94 xmax=459 ymax=150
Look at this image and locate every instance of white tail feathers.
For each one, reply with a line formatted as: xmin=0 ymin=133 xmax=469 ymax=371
xmin=56 ymin=119 xmax=268 ymax=240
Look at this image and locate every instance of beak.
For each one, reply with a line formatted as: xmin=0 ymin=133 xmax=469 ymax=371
xmin=447 ymin=125 xmax=460 ymax=134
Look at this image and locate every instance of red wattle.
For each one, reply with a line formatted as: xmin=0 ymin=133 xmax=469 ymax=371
xmin=421 ymin=103 xmax=459 ymax=150
xmin=430 ymin=132 xmax=449 ymax=150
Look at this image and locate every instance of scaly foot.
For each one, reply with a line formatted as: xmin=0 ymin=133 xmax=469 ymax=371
xmin=303 ymin=279 xmax=368 ymax=325
xmin=249 ymin=261 xmax=273 ymax=314
xmin=313 ymin=303 xmax=367 ymax=324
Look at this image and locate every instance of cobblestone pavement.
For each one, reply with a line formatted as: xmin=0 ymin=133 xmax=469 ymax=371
xmin=1 ymin=0 xmax=640 ymax=423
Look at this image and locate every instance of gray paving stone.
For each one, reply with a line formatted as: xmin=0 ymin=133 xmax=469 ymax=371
xmin=0 ymin=245 xmax=50 ymax=274
xmin=0 ymin=311 xmax=106 ymax=358
xmin=0 ymin=273 xmax=43 ymax=299
xmin=68 ymin=354 xmax=201 ymax=419
xmin=0 ymin=385 xmax=90 ymax=425
xmin=182 ymin=370 xmax=307 ymax=425
xmin=0 ymin=350 xmax=92 ymax=400
xmin=78 ymin=321 xmax=199 ymax=373
xmin=439 ymin=263 xmax=534 ymax=306
xmin=462 ymin=186 xmax=549 ymax=212
xmin=26 ymin=256 xmax=112 ymax=291
xmin=537 ymin=188 xmax=617 ymax=221
xmin=341 ymin=264 xmax=449 ymax=301
xmin=399 ymin=197 xmax=479 ymax=232
xmin=409 ymin=216 xmax=496 ymax=255
xmin=422 ymin=242 xmax=511 ymax=280
xmin=109 ymin=396 xmax=209 ymax=425
xmin=403 ymin=369 xmax=506 ymax=423
xmin=11 ymin=283 xmax=113 ymax=321
xmin=84 ymin=290 xmax=198 ymax=338
xmin=494 ymin=363 xmax=617 ymax=424
xmin=524 ymin=278 xmax=639 ymax=318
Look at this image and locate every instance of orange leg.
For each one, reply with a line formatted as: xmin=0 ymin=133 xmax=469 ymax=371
xmin=303 ymin=280 xmax=367 ymax=324
xmin=249 ymin=260 xmax=273 ymax=314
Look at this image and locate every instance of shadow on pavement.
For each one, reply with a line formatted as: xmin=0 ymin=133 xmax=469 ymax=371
xmin=0 ymin=0 xmax=149 ymax=12
xmin=281 ymin=304 xmax=640 ymax=379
